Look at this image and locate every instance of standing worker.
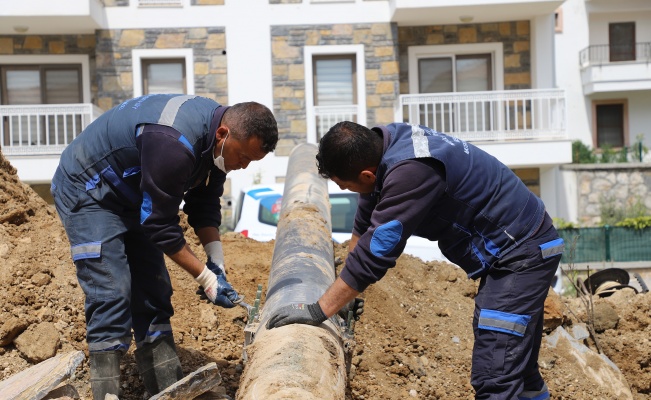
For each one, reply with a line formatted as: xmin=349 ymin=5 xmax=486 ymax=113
xmin=267 ymin=121 xmax=563 ymax=400
xmin=51 ymin=94 xmax=278 ymax=399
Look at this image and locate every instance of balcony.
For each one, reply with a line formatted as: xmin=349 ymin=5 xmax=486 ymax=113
xmin=314 ymin=104 xmax=359 ymax=141
xmin=394 ymin=89 xmax=571 ymax=167
xmin=579 ymin=43 xmax=651 ymax=95
xmin=0 ymin=0 xmax=105 ymax=35
xmin=1 ymin=104 xmax=103 ymax=156
xmin=389 ymin=0 xmax=564 ymax=25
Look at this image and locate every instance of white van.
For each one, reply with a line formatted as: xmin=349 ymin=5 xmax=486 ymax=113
xmin=232 ymin=183 xmax=446 ymax=262
xmin=231 ymin=183 xmax=564 ymax=293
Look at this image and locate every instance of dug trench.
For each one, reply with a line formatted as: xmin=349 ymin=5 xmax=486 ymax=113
xmin=1 ymin=153 xmax=650 ymax=399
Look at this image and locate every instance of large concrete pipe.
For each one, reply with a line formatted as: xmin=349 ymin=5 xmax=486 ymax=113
xmin=236 ymin=143 xmax=349 ymax=400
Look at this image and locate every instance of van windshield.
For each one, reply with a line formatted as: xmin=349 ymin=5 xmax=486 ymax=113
xmin=257 ymin=192 xmax=358 ymax=233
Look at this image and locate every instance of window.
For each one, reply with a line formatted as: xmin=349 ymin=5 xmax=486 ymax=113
xmin=418 ymin=54 xmax=492 ymax=94
xmin=609 ymin=22 xmax=635 ymax=62
xmin=594 ymin=101 xmax=627 ymax=148
xmin=132 ymin=49 xmax=195 ymax=97
xmin=1 ymin=64 xmax=82 ymax=146
xmin=142 ymin=58 xmax=186 ymax=94
xmin=417 ymin=53 xmax=493 ymax=132
xmin=408 ymin=43 xmax=503 ymax=134
xmin=304 ymin=45 xmax=367 ymax=144
xmin=313 ymin=54 xmax=356 ymax=140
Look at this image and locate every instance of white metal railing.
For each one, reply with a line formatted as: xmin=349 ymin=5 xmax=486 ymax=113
xmin=138 ymin=0 xmax=183 ymax=6
xmin=314 ymin=104 xmax=359 ymax=141
xmin=0 ymin=104 xmax=104 ymax=156
xmin=395 ymin=89 xmax=567 ymax=142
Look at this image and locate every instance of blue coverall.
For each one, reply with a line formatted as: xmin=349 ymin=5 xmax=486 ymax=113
xmin=339 ymin=123 xmax=564 ymax=399
xmin=51 ymin=94 xmax=227 ymax=352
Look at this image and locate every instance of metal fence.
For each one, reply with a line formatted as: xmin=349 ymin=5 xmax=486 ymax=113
xmin=579 ymin=42 xmax=651 ymax=67
xmin=558 ymin=226 xmax=651 ymax=264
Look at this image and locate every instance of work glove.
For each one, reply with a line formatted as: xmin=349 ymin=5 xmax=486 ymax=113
xmin=195 ymin=260 xmax=239 ymax=308
xmin=204 ymin=241 xmax=226 ymax=275
xmin=337 ymin=298 xmax=365 ymax=321
xmin=266 ymin=302 xmax=327 ymax=329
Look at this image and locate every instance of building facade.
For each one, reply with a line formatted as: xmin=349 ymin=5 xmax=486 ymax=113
xmin=1 ymin=0 xmax=571 ymax=225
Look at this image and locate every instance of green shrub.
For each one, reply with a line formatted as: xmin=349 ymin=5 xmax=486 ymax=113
xmin=553 ymin=217 xmax=578 ymax=229
xmin=615 ymin=216 xmax=651 ymax=230
xmin=572 ymin=140 xmax=596 ymax=164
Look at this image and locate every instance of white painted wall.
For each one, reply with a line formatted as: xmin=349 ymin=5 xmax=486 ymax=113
xmin=555 ymin=0 xmax=592 ymax=145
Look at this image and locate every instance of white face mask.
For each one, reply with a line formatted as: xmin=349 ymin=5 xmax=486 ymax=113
xmin=213 ymin=133 xmax=229 ymax=173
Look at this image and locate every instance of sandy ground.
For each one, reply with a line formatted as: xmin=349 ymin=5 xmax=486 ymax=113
xmin=1 ymin=152 xmax=650 ymax=400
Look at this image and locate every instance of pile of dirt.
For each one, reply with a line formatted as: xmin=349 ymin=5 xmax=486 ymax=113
xmin=1 ymin=151 xmax=650 ymax=400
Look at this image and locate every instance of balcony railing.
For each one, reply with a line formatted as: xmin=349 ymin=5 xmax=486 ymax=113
xmin=138 ymin=0 xmax=183 ymax=7
xmin=395 ymin=89 xmax=566 ymax=142
xmin=580 ymin=43 xmax=651 ymax=68
xmin=314 ymin=104 xmax=359 ymax=141
xmin=0 ymin=104 xmax=104 ymax=156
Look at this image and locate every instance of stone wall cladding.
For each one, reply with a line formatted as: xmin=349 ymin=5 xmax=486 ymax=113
xmin=270 ymin=23 xmax=399 ymax=156
xmin=397 ymin=21 xmax=531 ymax=92
xmin=95 ymin=27 xmax=227 ymax=110
xmin=562 ymin=164 xmax=651 ymax=226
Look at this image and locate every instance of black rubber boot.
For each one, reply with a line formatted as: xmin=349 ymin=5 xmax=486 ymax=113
xmin=89 ymin=351 xmax=121 ymax=400
xmin=134 ymin=335 xmax=183 ymax=396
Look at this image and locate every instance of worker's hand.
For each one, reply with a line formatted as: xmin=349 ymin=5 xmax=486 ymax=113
xmin=194 ymin=261 xmax=239 ymax=308
xmin=337 ymin=298 xmax=365 ymax=321
xmin=266 ymin=302 xmax=327 ymax=329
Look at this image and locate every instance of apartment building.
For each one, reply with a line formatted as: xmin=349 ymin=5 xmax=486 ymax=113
xmin=555 ymin=0 xmax=651 ymax=222
xmin=0 ymin=0 xmax=570 ymax=220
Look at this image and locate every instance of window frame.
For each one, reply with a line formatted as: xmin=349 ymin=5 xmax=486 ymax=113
xmin=132 ymin=49 xmax=195 ymax=97
xmin=0 ymin=55 xmax=91 ymax=103
xmin=312 ymin=54 xmax=357 ymax=107
xmin=141 ymin=58 xmax=187 ymax=95
xmin=408 ymin=43 xmax=504 ymax=94
xmin=592 ymin=99 xmax=628 ymax=149
xmin=304 ymin=44 xmax=366 ymax=144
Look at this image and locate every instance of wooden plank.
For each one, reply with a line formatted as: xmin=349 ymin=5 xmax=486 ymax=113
xmin=0 ymin=351 xmax=85 ymax=400
xmin=148 ymin=363 xmax=221 ymax=400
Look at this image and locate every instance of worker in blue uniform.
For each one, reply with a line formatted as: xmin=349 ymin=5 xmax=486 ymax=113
xmin=51 ymin=94 xmax=278 ymax=399
xmin=267 ymin=121 xmax=563 ymax=400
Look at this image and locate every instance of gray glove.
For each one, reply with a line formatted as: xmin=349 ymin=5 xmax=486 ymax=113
xmin=337 ymin=298 xmax=364 ymax=321
xmin=266 ymin=302 xmax=327 ymax=329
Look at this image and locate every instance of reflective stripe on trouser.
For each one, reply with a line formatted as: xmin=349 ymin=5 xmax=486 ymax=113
xmin=471 ymin=221 xmax=562 ymax=400
xmin=52 ymin=179 xmax=174 ymax=352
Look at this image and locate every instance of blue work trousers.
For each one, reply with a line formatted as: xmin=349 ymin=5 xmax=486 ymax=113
xmin=471 ymin=221 xmax=562 ymax=399
xmin=51 ymin=173 xmax=174 ymax=353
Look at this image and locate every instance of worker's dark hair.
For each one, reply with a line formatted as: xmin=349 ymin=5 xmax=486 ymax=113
xmin=223 ymin=102 xmax=278 ymax=153
xmin=316 ymin=121 xmax=383 ymax=181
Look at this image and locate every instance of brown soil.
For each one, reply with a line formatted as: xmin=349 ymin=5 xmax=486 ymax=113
xmin=1 ymin=152 xmax=650 ymax=400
